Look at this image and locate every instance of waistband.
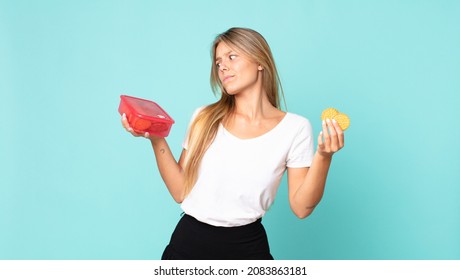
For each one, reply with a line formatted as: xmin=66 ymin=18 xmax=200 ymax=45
xmin=181 ymin=213 xmax=262 ymax=230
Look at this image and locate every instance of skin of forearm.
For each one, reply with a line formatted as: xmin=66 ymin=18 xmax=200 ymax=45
xmin=293 ymin=152 xmax=332 ymax=218
xmin=150 ymin=138 xmax=185 ymax=203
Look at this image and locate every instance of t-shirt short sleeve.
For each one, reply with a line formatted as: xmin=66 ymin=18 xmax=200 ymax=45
xmin=286 ymin=118 xmax=314 ymax=168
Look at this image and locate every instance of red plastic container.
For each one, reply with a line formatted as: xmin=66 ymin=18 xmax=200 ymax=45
xmin=118 ymin=95 xmax=175 ymax=137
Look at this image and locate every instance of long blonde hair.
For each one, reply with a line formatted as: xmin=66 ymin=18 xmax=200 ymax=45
xmin=183 ymin=27 xmax=285 ymax=196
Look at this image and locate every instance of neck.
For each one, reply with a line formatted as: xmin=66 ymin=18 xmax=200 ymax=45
xmin=233 ymin=88 xmax=273 ymax=122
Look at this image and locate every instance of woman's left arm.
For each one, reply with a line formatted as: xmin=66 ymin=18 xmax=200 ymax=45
xmin=287 ymin=118 xmax=344 ymax=219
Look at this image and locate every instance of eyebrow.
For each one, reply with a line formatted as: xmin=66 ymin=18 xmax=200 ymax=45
xmin=215 ymin=50 xmax=233 ymax=62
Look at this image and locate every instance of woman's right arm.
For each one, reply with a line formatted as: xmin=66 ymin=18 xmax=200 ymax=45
xmin=150 ymin=138 xmax=187 ymax=203
xmin=121 ymin=113 xmax=186 ymax=203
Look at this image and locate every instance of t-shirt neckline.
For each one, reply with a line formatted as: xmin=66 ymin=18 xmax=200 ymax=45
xmin=220 ymin=112 xmax=291 ymax=141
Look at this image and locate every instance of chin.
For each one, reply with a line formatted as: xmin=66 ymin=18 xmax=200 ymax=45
xmin=223 ymin=87 xmax=238 ymax=95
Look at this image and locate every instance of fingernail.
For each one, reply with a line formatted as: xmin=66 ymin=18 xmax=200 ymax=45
xmin=332 ymin=119 xmax=337 ymax=123
xmin=326 ymin=118 xmax=331 ymax=123
xmin=322 ymin=120 xmax=326 ymax=125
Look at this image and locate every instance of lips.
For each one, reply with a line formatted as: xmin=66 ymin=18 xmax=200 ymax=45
xmin=222 ymin=75 xmax=234 ymax=83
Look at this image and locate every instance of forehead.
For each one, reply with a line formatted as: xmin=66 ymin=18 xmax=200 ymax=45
xmin=215 ymin=42 xmax=235 ymax=59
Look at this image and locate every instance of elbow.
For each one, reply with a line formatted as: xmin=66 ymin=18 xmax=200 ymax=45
xmin=292 ymin=205 xmax=315 ymax=219
xmin=170 ymin=190 xmax=185 ymax=204
xmin=167 ymin=182 xmax=186 ymax=203
xmin=295 ymin=210 xmax=313 ymax=219
xmin=290 ymin=196 xmax=317 ymax=219
xmin=172 ymin=193 xmax=185 ymax=204
xmin=173 ymin=197 xmax=183 ymax=204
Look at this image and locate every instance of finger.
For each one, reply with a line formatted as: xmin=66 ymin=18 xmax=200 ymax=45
xmin=122 ymin=114 xmax=139 ymax=135
xmin=317 ymin=131 xmax=324 ymax=149
xmin=318 ymin=131 xmax=324 ymax=146
xmin=322 ymin=119 xmax=331 ymax=148
xmin=331 ymin=119 xmax=345 ymax=148
xmin=328 ymin=119 xmax=339 ymax=150
xmin=121 ymin=113 xmax=130 ymax=129
xmin=130 ymin=129 xmax=144 ymax=137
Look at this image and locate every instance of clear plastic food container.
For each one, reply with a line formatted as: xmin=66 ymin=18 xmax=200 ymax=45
xmin=118 ymin=95 xmax=175 ymax=137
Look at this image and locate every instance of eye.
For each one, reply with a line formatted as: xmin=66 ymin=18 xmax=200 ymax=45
xmin=216 ymin=62 xmax=221 ymax=68
xmin=229 ymin=54 xmax=237 ymax=60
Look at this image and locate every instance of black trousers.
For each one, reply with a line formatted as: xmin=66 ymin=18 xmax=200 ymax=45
xmin=161 ymin=214 xmax=274 ymax=260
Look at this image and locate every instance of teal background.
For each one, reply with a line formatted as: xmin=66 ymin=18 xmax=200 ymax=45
xmin=1 ymin=0 xmax=459 ymax=260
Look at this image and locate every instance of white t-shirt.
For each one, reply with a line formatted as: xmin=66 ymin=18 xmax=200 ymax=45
xmin=180 ymin=108 xmax=314 ymax=227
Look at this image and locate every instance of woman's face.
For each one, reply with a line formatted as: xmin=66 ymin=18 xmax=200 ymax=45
xmin=215 ymin=42 xmax=262 ymax=95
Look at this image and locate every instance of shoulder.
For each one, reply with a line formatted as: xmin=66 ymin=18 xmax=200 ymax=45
xmin=191 ymin=103 xmax=219 ymax=116
xmin=285 ymin=112 xmax=313 ymax=131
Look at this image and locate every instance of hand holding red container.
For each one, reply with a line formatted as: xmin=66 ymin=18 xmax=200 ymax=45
xmin=119 ymin=95 xmax=175 ymax=138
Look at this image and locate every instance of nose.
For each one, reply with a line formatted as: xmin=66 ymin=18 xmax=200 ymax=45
xmin=218 ymin=61 xmax=228 ymax=72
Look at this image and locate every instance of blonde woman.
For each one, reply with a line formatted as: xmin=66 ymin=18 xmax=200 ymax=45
xmin=121 ymin=27 xmax=345 ymax=259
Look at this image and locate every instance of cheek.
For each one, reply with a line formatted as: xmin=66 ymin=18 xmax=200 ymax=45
xmin=239 ymin=61 xmax=258 ymax=75
xmin=241 ymin=66 xmax=260 ymax=81
xmin=217 ymin=70 xmax=225 ymax=81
